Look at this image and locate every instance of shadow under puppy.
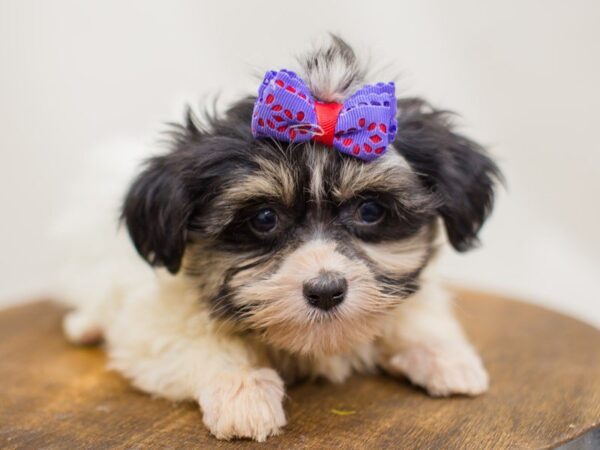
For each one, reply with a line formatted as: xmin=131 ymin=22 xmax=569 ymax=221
xmin=63 ymin=36 xmax=500 ymax=441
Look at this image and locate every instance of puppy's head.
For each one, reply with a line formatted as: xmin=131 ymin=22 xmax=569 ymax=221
xmin=122 ymin=37 xmax=500 ymax=355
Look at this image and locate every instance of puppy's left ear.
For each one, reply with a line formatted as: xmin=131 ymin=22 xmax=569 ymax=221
xmin=121 ymin=154 xmax=191 ymax=274
xmin=393 ymin=98 xmax=502 ymax=251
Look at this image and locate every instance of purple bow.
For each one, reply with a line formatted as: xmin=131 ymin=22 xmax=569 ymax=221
xmin=251 ymin=69 xmax=397 ymax=161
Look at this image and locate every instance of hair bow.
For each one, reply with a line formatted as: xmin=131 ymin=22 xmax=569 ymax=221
xmin=251 ymin=69 xmax=397 ymax=161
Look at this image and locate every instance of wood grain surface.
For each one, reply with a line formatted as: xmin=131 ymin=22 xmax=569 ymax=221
xmin=1 ymin=290 xmax=599 ymax=449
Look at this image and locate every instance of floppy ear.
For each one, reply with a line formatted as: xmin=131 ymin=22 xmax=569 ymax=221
xmin=122 ymin=154 xmax=191 ymax=274
xmin=121 ymin=100 xmax=258 ymax=273
xmin=393 ymin=98 xmax=501 ymax=252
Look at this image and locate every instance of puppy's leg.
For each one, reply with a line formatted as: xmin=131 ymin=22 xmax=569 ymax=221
xmin=106 ymin=297 xmax=285 ymax=442
xmin=378 ymin=282 xmax=489 ymax=396
xmin=198 ymin=366 xmax=286 ymax=442
xmin=63 ymin=310 xmax=104 ymax=345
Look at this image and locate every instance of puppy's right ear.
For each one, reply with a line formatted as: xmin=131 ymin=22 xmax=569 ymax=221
xmin=394 ymin=98 xmax=501 ymax=252
xmin=122 ymin=155 xmax=190 ymax=274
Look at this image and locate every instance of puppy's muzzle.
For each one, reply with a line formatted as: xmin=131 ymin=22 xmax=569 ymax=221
xmin=302 ymin=271 xmax=347 ymax=311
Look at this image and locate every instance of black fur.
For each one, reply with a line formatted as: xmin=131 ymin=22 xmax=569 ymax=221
xmin=121 ymin=101 xmax=257 ymax=273
xmin=394 ymin=98 xmax=501 ymax=252
xmin=121 ymin=154 xmax=191 ymax=274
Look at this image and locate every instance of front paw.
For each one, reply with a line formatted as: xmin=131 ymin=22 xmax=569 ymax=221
xmin=387 ymin=342 xmax=489 ymax=397
xmin=199 ymin=368 xmax=286 ymax=442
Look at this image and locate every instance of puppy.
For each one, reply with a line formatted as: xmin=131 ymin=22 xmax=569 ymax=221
xmin=60 ymin=36 xmax=500 ymax=441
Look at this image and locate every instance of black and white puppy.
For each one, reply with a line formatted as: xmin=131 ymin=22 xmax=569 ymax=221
xmin=61 ymin=36 xmax=500 ymax=441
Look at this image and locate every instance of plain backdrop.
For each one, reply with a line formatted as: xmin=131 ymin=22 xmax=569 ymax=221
xmin=1 ymin=0 xmax=599 ymax=325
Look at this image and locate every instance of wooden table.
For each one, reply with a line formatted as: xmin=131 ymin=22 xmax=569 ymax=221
xmin=1 ymin=290 xmax=600 ymax=449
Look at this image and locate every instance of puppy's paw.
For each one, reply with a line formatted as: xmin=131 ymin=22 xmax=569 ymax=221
xmin=63 ymin=311 xmax=103 ymax=345
xmin=387 ymin=342 xmax=489 ymax=397
xmin=199 ymin=368 xmax=286 ymax=442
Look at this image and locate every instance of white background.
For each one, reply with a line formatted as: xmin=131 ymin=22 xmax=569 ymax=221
xmin=1 ymin=0 xmax=599 ymax=325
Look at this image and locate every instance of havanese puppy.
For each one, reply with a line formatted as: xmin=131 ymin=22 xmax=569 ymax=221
xmin=59 ymin=36 xmax=500 ymax=441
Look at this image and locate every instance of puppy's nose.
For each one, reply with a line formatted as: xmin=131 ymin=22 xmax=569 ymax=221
xmin=303 ymin=271 xmax=347 ymax=311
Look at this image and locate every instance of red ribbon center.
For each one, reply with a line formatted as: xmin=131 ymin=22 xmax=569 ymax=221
xmin=313 ymin=101 xmax=343 ymax=147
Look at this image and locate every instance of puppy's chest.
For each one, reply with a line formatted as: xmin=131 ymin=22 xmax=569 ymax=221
xmin=264 ymin=342 xmax=380 ymax=385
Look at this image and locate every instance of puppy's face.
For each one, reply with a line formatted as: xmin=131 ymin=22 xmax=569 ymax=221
xmin=184 ymin=141 xmax=436 ymax=354
xmin=123 ymin=97 xmax=498 ymax=355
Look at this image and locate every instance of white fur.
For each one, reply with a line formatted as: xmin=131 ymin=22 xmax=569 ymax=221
xmin=56 ymin=140 xmax=488 ymax=441
xmin=377 ymin=280 xmax=489 ymax=396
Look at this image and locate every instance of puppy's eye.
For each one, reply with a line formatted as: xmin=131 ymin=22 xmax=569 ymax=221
xmin=250 ymin=208 xmax=278 ymax=234
xmin=357 ymin=200 xmax=385 ymax=224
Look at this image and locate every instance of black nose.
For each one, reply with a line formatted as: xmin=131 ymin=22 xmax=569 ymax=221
xmin=303 ymin=271 xmax=348 ymax=311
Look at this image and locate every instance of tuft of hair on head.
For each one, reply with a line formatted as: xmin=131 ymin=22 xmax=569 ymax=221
xmin=297 ymin=34 xmax=367 ymax=103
